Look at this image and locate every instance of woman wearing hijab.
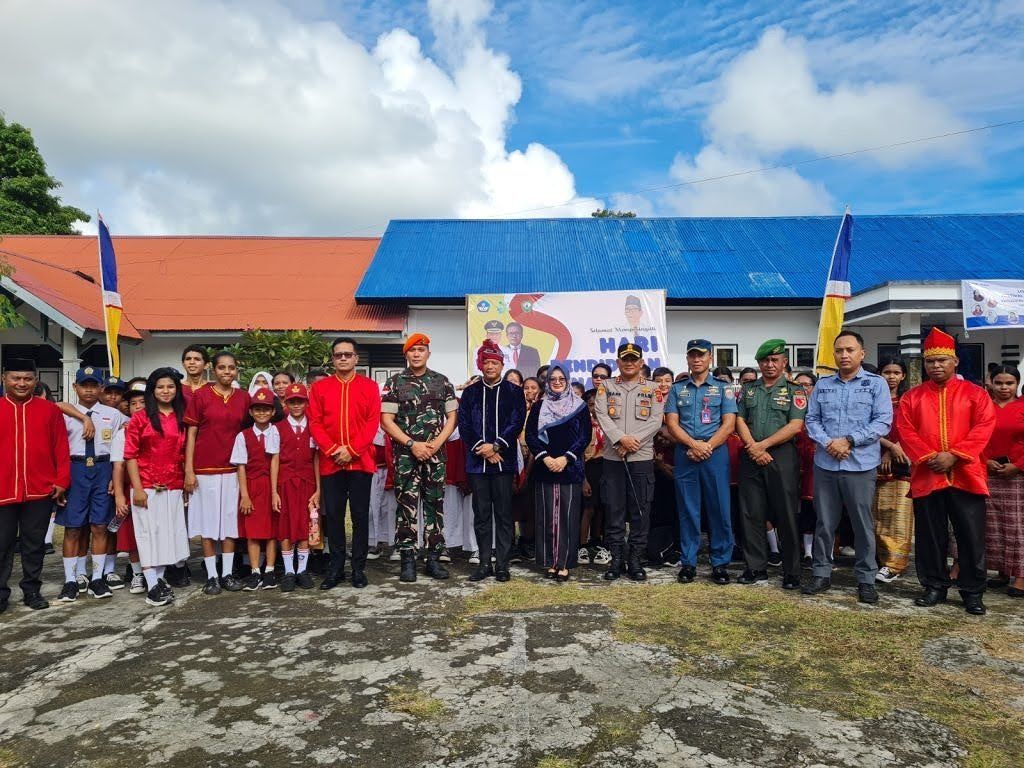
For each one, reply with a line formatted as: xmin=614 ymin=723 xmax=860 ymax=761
xmin=525 ymin=366 xmax=591 ymax=581
xmin=248 ymin=372 xmax=273 ymax=397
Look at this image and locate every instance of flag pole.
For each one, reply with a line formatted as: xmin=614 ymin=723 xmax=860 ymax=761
xmin=813 ymin=205 xmax=851 ymax=374
xmin=96 ymin=210 xmax=114 ymax=373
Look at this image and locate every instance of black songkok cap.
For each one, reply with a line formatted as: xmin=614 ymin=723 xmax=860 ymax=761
xmin=4 ymin=358 xmax=37 ymax=373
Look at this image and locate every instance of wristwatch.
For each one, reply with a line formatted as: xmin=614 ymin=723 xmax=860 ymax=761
xmin=406 ymin=438 xmax=415 ymax=449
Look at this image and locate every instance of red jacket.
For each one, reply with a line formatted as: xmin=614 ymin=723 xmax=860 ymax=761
xmin=307 ymin=373 xmax=381 ymax=475
xmin=0 ymin=395 xmax=72 ymax=505
xmin=896 ymin=378 xmax=996 ymax=498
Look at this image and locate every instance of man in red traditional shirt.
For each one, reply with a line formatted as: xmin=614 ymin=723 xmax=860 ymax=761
xmin=896 ymin=327 xmax=997 ymax=614
xmin=307 ymin=337 xmax=381 ymax=589
xmin=0 ymin=359 xmax=71 ymax=611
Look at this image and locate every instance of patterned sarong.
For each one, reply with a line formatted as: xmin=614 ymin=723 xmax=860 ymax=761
xmin=873 ymin=477 xmax=914 ymax=572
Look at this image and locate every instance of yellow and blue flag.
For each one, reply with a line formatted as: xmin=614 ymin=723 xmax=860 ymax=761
xmin=814 ymin=209 xmax=853 ymax=375
xmin=97 ymin=214 xmax=123 ymax=377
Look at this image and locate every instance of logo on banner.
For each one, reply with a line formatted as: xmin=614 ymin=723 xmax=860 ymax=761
xmin=476 ymin=300 xmax=491 ymax=313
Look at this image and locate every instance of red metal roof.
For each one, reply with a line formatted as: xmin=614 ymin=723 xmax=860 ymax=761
xmin=0 ymin=236 xmax=402 ymax=334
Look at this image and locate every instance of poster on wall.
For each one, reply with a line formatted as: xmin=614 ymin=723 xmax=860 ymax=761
xmin=466 ymin=290 xmax=668 ymax=384
xmin=962 ymin=280 xmax=1024 ymax=330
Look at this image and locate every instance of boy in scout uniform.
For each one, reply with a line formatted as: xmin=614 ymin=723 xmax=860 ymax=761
xmin=735 ymin=339 xmax=807 ymax=590
xmin=663 ymin=339 xmax=736 ymax=585
xmin=594 ymin=342 xmax=665 ymax=581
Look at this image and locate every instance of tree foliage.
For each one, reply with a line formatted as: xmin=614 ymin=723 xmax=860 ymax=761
xmin=0 ymin=116 xmax=90 ymax=327
xmin=0 ymin=116 xmax=89 ymax=235
xmin=591 ymin=208 xmax=637 ymax=218
xmin=208 ymin=329 xmax=331 ymax=386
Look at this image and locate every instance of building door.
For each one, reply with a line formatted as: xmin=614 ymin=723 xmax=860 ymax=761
xmin=957 ymin=343 xmax=985 ymax=385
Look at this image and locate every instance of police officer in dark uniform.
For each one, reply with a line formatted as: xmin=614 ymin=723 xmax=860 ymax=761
xmin=735 ymin=339 xmax=807 ymax=590
xmin=594 ymin=343 xmax=665 ymax=581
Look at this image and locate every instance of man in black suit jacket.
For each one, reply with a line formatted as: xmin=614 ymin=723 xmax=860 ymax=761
xmin=502 ymin=322 xmax=542 ymax=377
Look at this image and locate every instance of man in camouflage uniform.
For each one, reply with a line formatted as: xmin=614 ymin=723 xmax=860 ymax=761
xmin=381 ymin=333 xmax=459 ymax=582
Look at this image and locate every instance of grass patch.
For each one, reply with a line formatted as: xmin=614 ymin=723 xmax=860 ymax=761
xmin=535 ymin=758 xmax=578 ymax=768
xmin=384 ymin=686 xmax=448 ymax=720
xmin=463 ymin=581 xmax=1024 ymax=768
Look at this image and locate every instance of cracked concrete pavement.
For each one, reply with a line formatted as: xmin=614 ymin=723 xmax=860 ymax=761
xmin=0 ymin=551 xmax=1016 ymax=767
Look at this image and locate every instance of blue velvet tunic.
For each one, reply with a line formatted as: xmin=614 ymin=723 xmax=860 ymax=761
xmin=457 ymin=378 xmax=527 ymax=475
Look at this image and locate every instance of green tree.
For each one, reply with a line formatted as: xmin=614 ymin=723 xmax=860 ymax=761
xmin=209 ymin=329 xmax=331 ymax=387
xmin=591 ymin=208 xmax=637 ymax=218
xmin=0 ymin=116 xmax=89 ymax=234
xmin=0 ymin=116 xmax=91 ymax=327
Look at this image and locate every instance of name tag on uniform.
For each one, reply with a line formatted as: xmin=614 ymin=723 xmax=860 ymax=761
xmin=101 ymin=428 xmax=113 ymax=442
xmin=701 ymin=396 xmax=712 ymax=424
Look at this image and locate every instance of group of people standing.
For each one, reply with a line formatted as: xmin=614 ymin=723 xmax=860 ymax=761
xmin=0 ymin=324 xmax=1021 ymax=618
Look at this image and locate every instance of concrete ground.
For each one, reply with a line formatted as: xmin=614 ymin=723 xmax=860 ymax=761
xmin=0 ymin=548 xmax=1021 ymax=768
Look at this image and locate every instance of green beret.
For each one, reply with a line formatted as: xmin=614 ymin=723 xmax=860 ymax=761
xmin=755 ymin=339 xmax=788 ymax=361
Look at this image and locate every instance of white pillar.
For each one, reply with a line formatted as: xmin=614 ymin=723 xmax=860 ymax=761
xmin=60 ymin=330 xmax=81 ymax=404
xmin=899 ymin=313 xmax=922 ymax=386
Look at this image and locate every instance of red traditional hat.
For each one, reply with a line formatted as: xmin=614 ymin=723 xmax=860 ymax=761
xmin=922 ymin=327 xmax=956 ymax=358
xmin=283 ymin=382 xmax=309 ymax=401
xmin=250 ymin=387 xmax=275 ymax=407
xmin=476 ymin=339 xmax=504 ymax=371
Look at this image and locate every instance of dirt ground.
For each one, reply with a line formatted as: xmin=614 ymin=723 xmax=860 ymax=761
xmin=0 ymin=547 xmax=1021 ymax=768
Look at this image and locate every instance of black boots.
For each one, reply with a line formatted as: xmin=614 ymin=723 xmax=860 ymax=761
xmin=399 ymin=550 xmax=417 ymax=583
xmin=425 ymin=550 xmax=450 ymax=580
xmin=603 ymin=546 xmax=623 ymax=581
xmin=626 ymin=549 xmax=646 ymax=582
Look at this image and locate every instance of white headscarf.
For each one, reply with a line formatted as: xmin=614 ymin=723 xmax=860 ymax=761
xmin=248 ymin=371 xmax=273 ymax=395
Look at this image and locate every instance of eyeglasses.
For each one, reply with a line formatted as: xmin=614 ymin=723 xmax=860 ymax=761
xmin=591 ymin=374 xmax=607 ymax=380
xmin=549 ymin=377 xmax=567 ymax=383
xmin=332 ymin=352 xmax=356 ymax=359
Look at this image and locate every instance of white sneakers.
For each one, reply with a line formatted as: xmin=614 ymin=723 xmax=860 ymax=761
xmin=875 ymin=566 xmax=900 ymax=583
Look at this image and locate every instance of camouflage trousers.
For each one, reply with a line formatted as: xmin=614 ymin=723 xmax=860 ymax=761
xmin=394 ymin=453 xmax=446 ymax=552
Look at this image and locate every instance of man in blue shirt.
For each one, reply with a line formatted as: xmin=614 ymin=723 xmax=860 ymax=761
xmin=803 ymin=329 xmax=892 ymax=603
xmin=664 ymin=339 xmax=737 ymax=585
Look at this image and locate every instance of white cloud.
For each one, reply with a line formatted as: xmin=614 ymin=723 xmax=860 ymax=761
xmin=665 ymin=146 xmax=833 ymax=217
xmin=0 ymin=0 xmax=598 ymax=235
xmin=660 ymin=26 xmax=965 ymax=216
xmin=707 ymin=27 xmax=968 ymax=166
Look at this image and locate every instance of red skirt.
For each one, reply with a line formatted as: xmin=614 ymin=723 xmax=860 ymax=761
xmin=116 ymin=510 xmax=138 ymax=553
xmin=238 ymin=474 xmax=276 ymax=539
xmin=277 ymin=476 xmax=316 ymax=542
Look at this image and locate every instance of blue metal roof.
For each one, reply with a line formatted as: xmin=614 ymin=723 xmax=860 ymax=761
xmin=355 ymin=214 xmax=1024 ymax=303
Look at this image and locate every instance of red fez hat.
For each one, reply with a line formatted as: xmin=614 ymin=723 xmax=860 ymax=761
xmin=476 ymin=339 xmax=504 ymax=371
xmin=249 ymin=387 xmax=275 ymax=407
xmin=284 ymin=383 xmax=309 ymax=401
xmin=922 ymin=328 xmax=956 ymax=359
xmin=403 ymin=332 xmax=430 ymax=354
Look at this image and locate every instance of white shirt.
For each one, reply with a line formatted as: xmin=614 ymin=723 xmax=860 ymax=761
xmin=110 ymin=428 xmax=126 ymax=463
xmin=64 ymin=402 xmax=128 ymax=457
xmin=230 ymin=425 xmax=281 ymax=465
xmin=286 ymin=415 xmax=316 ymax=448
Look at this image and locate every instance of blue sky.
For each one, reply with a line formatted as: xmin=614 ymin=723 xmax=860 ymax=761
xmin=1 ymin=0 xmax=1022 ymax=234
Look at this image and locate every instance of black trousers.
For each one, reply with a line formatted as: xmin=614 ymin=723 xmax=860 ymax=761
xmin=469 ymin=473 xmax=514 ymax=569
xmin=602 ymin=460 xmax=654 ymax=551
xmin=739 ymin=441 xmax=801 ymax=577
xmin=914 ymin=488 xmax=987 ymax=595
xmin=0 ymin=500 xmax=52 ymax=603
xmin=321 ymin=471 xmax=372 ymax=576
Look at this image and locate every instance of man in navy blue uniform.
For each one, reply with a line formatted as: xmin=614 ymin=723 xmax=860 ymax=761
xmin=664 ymin=339 xmax=737 ymax=585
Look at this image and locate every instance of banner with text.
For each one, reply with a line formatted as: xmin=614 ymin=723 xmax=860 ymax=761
xmin=466 ymin=290 xmax=668 ymax=384
xmin=962 ymin=280 xmax=1024 ymax=330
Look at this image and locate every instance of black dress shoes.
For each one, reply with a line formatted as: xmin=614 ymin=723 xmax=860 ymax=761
xmin=711 ymin=566 xmax=730 ymax=585
xmin=495 ymin=569 xmax=511 ymax=582
xmin=351 ymin=569 xmax=368 ymax=589
xmin=319 ymin=575 xmax=341 ymax=590
xmin=914 ymin=587 xmax=947 ymax=607
xmin=782 ymin=574 xmax=801 ymax=590
xmin=857 ymin=583 xmax=879 ymax=604
xmin=963 ymin=593 xmax=986 ymax=615
xmin=468 ymin=565 xmax=493 ymax=582
xmin=801 ymin=576 xmax=831 ymax=595
xmin=677 ymin=565 xmax=696 ymax=584
xmin=737 ymin=569 xmax=768 ymax=585
xmin=23 ymin=593 xmax=49 ymax=610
